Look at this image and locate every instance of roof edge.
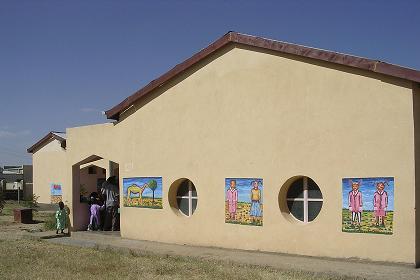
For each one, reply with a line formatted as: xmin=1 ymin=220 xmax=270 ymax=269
xmin=27 ymin=132 xmax=66 ymax=154
xmin=105 ymin=31 xmax=420 ymax=120
xmin=105 ymin=32 xmax=233 ymax=120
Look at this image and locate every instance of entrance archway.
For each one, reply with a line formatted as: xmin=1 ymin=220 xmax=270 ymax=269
xmin=71 ymin=155 xmax=119 ymax=231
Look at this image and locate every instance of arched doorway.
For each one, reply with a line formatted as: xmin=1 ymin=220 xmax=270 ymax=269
xmin=71 ymin=155 xmax=119 ymax=232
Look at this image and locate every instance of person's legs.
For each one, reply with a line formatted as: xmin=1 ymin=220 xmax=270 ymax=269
xmin=104 ymin=207 xmax=112 ymax=231
xmin=99 ymin=207 xmax=105 ymax=230
xmin=111 ymin=206 xmax=118 ymax=231
xmin=87 ymin=214 xmax=94 ymax=230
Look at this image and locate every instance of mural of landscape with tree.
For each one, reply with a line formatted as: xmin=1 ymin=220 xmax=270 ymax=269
xmin=123 ymin=177 xmax=163 ymax=209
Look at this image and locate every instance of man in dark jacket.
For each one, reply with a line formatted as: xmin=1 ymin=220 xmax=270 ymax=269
xmin=101 ymin=176 xmax=119 ymax=231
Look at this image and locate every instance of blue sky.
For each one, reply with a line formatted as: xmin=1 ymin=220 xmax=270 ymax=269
xmin=0 ymin=1 xmax=419 ymax=165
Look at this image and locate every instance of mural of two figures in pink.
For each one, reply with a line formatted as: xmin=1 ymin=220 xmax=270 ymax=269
xmin=342 ymin=177 xmax=394 ymax=235
xmin=225 ymin=178 xmax=263 ymax=226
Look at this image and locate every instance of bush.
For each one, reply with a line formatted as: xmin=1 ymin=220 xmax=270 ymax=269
xmin=24 ymin=194 xmax=40 ymax=210
xmin=44 ymin=213 xmax=57 ymax=231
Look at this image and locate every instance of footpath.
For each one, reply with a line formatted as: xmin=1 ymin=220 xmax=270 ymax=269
xmin=27 ymin=230 xmax=420 ymax=280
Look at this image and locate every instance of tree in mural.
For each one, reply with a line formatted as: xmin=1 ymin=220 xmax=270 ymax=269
xmin=148 ymin=179 xmax=158 ymax=203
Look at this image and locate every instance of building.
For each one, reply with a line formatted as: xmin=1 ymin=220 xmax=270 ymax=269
xmin=0 ymin=165 xmax=33 ymax=200
xmin=28 ymin=32 xmax=420 ymax=265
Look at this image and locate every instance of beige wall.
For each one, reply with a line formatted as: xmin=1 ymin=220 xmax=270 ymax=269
xmin=32 ymin=139 xmax=66 ymax=204
xmin=37 ymin=45 xmax=417 ymax=264
xmin=64 ymin=123 xmax=118 ymax=230
xmin=414 ymin=83 xmax=420 ymax=266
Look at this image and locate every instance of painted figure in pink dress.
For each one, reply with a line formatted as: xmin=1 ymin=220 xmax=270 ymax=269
xmin=373 ymin=182 xmax=388 ymax=227
xmin=226 ymin=179 xmax=238 ymax=220
xmin=348 ymin=180 xmax=363 ymax=226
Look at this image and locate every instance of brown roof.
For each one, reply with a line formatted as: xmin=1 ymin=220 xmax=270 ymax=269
xmin=27 ymin=132 xmax=66 ymax=153
xmin=105 ymin=31 xmax=420 ymax=120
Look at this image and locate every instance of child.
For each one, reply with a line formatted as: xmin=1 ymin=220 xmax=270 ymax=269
xmin=88 ymin=198 xmax=104 ymax=231
xmin=226 ymin=179 xmax=238 ymax=221
xmin=249 ymin=180 xmax=262 ymax=224
xmin=373 ymin=181 xmax=388 ymax=227
xmin=348 ymin=180 xmax=363 ymax=226
xmin=55 ymin=201 xmax=66 ymax=234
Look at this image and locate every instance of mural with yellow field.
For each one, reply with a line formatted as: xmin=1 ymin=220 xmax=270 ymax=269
xmin=123 ymin=177 xmax=163 ymax=209
xmin=225 ymin=178 xmax=263 ymax=226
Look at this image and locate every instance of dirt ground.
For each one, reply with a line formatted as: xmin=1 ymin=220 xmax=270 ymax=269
xmin=0 ymin=201 xmax=356 ymax=280
xmin=0 ymin=201 xmax=55 ymax=240
xmin=1 ymin=200 xmax=420 ymax=280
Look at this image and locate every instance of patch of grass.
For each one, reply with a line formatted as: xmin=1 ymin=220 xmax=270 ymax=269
xmin=0 ymin=239 xmax=361 ymax=280
xmin=0 ymin=201 xmax=23 ymax=216
xmin=43 ymin=212 xmax=57 ymax=231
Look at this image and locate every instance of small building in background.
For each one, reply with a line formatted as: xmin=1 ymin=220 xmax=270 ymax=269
xmin=0 ymin=165 xmax=33 ymax=200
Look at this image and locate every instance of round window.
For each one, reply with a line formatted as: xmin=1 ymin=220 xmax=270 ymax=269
xmin=286 ymin=176 xmax=323 ymax=223
xmin=175 ymin=179 xmax=198 ymax=217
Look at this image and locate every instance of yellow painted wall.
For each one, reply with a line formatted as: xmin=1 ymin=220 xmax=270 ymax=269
xmin=413 ymin=84 xmax=420 ymax=266
xmin=32 ymin=139 xmax=66 ymax=204
xmin=34 ymin=45 xmax=417 ymax=264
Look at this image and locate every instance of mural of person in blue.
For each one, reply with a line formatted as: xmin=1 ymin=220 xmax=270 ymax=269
xmin=249 ymin=180 xmax=262 ymax=224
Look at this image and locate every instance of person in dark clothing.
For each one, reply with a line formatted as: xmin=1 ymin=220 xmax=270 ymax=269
xmin=101 ymin=176 xmax=119 ymax=231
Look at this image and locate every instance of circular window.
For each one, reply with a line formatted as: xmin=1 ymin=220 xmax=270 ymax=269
xmin=174 ymin=179 xmax=198 ymax=217
xmin=286 ymin=176 xmax=323 ymax=223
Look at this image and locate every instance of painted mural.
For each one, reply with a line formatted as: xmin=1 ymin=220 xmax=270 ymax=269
xmin=123 ymin=177 xmax=163 ymax=209
xmin=225 ymin=178 xmax=263 ymax=226
xmin=50 ymin=183 xmax=63 ymax=204
xmin=342 ymin=177 xmax=394 ymax=235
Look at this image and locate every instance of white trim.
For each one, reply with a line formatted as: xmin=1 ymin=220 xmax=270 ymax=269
xmin=188 ymin=184 xmax=193 ymax=217
xmin=286 ymin=198 xmax=323 ymax=202
xmin=303 ymin=177 xmax=308 ymax=223
xmin=177 ymin=181 xmax=197 ymax=217
xmin=287 ymin=176 xmax=323 ymax=224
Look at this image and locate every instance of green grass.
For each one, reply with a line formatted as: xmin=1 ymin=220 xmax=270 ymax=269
xmin=0 ymin=200 xmax=26 ymax=216
xmin=342 ymin=209 xmax=393 ymax=235
xmin=0 ymin=200 xmax=57 ymax=230
xmin=0 ymin=239 xmax=361 ymax=280
xmin=43 ymin=212 xmax=57 ymax=230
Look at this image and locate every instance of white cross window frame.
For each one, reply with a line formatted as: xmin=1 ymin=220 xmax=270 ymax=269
xmin=176 ymin=182 xmax=198 ymax=217
xmin=286 ymin=177 xmax=323 ymax=223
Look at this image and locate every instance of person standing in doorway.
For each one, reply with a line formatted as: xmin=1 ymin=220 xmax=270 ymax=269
xmin=101 ymin=176 xmax=119 ymax=231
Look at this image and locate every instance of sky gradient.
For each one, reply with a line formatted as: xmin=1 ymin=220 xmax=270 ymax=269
xmin=0 ymin=1 xmax=419 ymax=165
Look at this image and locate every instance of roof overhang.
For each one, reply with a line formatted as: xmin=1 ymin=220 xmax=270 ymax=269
xmin=105 ymin=31 xmax=420 ymax=121
xmin=27 ymin=132 xmax=66 ymax=154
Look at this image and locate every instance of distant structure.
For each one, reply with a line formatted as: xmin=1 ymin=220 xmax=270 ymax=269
xmin=0 ymin=165 xmax=33 ymax=200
